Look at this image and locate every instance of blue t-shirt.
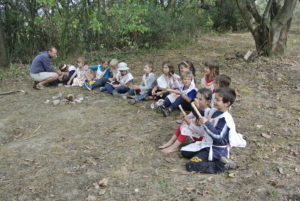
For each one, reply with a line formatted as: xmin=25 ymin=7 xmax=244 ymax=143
xmin=31 ymin=51 xmax=56 ymax=74
xmin=89 ymin=65 xmax=111 ymax=78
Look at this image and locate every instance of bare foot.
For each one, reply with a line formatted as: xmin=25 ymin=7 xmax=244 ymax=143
xmin=158 ymin=143 xmax=172 ymax=149
xmin=160 ymin=146 xmax=179 ymax=154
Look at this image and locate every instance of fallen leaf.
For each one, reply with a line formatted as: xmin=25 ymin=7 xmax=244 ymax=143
xmin=256 ymin=125 xmax=263 ymax=129
xmin=134 ymin=188 xmax=139 ymax=193
xmin=99 ymin=189 xmax=106 ymax=195
xmin=185 ymin=187 xmax=196 ymax=193
xmin=269 ymin=180 xmax=285 ymax=188
xmin=261 ymin=133 xmax=271 ymax=139
xmin=164 ymin=158 xmax=176 ymax=163
xmin=93 ymin=183 xmax=100 ymax=189
xmin=87 ymin=195 xmax=97 ymax=201
xmin=278 ymin=167 xmax=284 ymax=174
xmin=99 ymin=178 xmax=109 ymax=187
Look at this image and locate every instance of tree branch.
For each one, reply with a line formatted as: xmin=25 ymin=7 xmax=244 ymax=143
xmin=246 ymin=0 xmax=261 ymax=22
xmin=272 ymin=0 xmax=298 ymax=28
xmin=236 ymin=0 xmax=260 ymax=33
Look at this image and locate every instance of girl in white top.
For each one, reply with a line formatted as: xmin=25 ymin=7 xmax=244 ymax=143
xmin=200 ymin=59 xmax=220 ymax=92
xmin=159 ymin=88 xmax=212 ymax=154
xmin=178 ymin=60 xmax=196 ymax=88
xmin=150 ymin=61 xmax=181 ymax=100
xmin=68 ymin=57 xmax=90 ymax=86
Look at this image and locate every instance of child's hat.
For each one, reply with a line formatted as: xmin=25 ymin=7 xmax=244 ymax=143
xmin=118 ymin=62 xmax=130 ymax=71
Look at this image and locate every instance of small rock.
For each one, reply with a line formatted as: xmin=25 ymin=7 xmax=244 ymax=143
xmin=278 ymin=167 xmax=284 ymax=174
xmin=44 ymin=99 xmax=50 ymax=104
xmin=52 ymin=93 xmax=63 ymax=100
xmin=77 ymin=94 xmax=84 ymax=101
xmin=262 ymin=133 xmax=271 ymax=139
xmin=99 ymin=178 xmax=108 ymax=187
xmin=263 ymin=170 xmax=270 ymax=175
xmin=256 ymin=125 xmax=263 ymax=129
xmin=99 ymin=189 xmax=106 ymax=195
xmin=75 ymin=99 xmax=82 ymax=104
xmin=134 ymin=188 xmax=139 ymax=193
xmin=228 ymin=173 xmax=235 ymax=178
xmin=52 ymin=100 xmax=60 ymax=105
xmin=87 ymin=195 xmax=97 ymax=201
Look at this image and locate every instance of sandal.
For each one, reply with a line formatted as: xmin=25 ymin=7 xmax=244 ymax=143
xmin=36 ymin=83 xmax=45 ymax=90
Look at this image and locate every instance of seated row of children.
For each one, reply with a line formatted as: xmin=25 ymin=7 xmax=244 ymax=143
xmin=58 ymin=57 xmax=246 ymax=174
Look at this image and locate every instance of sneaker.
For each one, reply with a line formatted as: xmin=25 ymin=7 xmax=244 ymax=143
xmin=84 ymin=83 xmax=92 ymax=91
xmin=220 ymin=157 xmax=237 ymax=170
xmin=162 ymin=108 xmax=170 ymax=117
xmin=128 ymin=99 xmax=136 ymax=105
xmin=112 ymin=91 xmax=123 ymax=97
xmin=33 ymin=81 xmax=38 ymax=89
xmin=99 ymin=87 xmax=107 ymax=92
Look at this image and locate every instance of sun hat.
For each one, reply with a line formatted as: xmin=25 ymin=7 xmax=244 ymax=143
xmin=118 ymin=62 xmax=130 ymax=71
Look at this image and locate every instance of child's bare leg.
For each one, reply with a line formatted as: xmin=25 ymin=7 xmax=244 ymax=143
xmin=161 ymin=140 xmax=182 ymax=154
xmin=159 ymin=134 xmax=177 ymax=149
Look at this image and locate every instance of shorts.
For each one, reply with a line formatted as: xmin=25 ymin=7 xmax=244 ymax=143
xmin=30 ymin=72 xmax=57 ymax=82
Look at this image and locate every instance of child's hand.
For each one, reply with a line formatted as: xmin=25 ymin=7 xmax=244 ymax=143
xmin=180 ymin=113 xmax=185 ymax=119
xmin=67 ymin=81 xmax=71 ymax=85
xmin=108 ymin=78 xmax=114 ymax=82
xmin=199 ymin=117 xmax=208 ymax=124
xmin=156 ymin=91 xmax=163 ymax=96
xmin=196 ymin=118 xmax=202 ymax=126
xmin=132 ymin=85 xmax=140 ymax=90
xmin=113 ymin=84 xmax=121 ymax=88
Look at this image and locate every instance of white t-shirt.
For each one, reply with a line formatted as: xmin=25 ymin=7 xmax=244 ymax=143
xmin=116 ymin=72 xmax=134 ymax=85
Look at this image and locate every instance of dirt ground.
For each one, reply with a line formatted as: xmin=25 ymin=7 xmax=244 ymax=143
xmin=0 ymin=25 xmax=300 ymax=201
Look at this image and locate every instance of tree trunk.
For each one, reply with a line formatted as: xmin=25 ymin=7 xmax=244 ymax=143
xmin=236 ymin=0 xmax=298 ymax=56
xmin=166 ymin=0 xmax=176 ymax=9
xmin=0 ymin=24 xmax=9 ymax=68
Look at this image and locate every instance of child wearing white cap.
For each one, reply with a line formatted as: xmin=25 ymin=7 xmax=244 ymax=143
xmin=101 ymin=62 xmax=134 ymax=96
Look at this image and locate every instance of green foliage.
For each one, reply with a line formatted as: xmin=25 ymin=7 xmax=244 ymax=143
xmin=0 ymin=0 xmax=248 ymax=62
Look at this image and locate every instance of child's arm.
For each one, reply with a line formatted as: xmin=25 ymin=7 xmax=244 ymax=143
xmin=202 ymin=117 xmax=229 ymax=144
xmin=124 ymin=80 xmax=133 ymax=88
xmin=67 ymin=72 xmax=77 ymax=85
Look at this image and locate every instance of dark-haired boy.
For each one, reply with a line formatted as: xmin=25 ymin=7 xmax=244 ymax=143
xmin=211 ymin=74 xmax=231 ymax=108
xmin=185 ymin=87 xmax=242 ymax=174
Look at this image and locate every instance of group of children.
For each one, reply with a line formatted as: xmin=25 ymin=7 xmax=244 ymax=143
xmin=57 ymin=57 xmax=246 ymax=174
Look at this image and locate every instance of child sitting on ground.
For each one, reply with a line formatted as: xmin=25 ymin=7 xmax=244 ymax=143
xmin=84 ymin=59 xmax=111 ymax=90
xmin=67 ymin=57 xmax=90 ymax=86
xmin=178 ymin=60 xmax=196 ymax=88
xmin=200 ymin=59 xmax=220 ymax=92
xmin=184 ymin=87 xmax=246 ymax=174
xmin=159 ymin=72 xmax=197 ymax=117
xmin=127 ymin=62 xmax=157 ymax=104
xmin=101 ymin=62 xmax=134 ymax=96
xmin=159 ymin=88 xmax=212 ymax=154
xmin=150 ymin=61 xmax=181 ymax=100
xmin=57 ymin=64 xmax=76 ymax=85
xmin=211 ymin=74 xmax=231 ymax=107
xmin=180 ymin=75 xmax=232 ymax=157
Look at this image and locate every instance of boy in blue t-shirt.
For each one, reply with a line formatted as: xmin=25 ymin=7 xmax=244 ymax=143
xmin=85 ymin=59 xmax=110 ymax=90
xmin=185 ymin=87 xmax=237 ymax=174
xmin=159 ymin=72 xmax=197 ymax=117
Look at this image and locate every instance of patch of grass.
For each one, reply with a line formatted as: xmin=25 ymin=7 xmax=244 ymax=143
xmin=158 ymin=179 xmax=169 ymax=192
xmin=266 ymin=189 xmax=279 ymax=197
